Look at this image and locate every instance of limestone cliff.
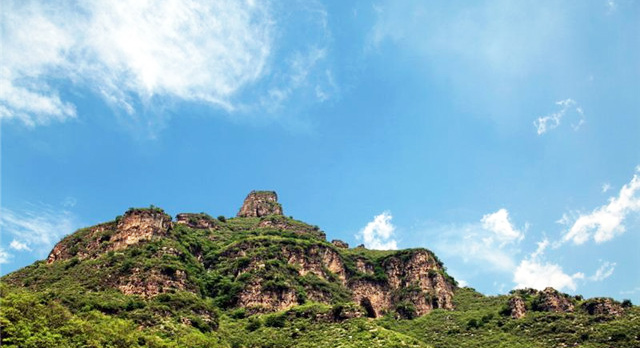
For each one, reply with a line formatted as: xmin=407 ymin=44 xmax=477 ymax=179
xmin=47 ymin=207 xmax=171 ymax=264
xmin=237 ymin=191 xmax=283 ymax=217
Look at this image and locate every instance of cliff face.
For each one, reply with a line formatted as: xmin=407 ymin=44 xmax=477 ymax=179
xmin=237 ymin=191 xmax=283 ymax=217
xmin=42 ymin=191 xmax=456 ymax=319
xmin=47 ymin=208 xmax=171 ymax=264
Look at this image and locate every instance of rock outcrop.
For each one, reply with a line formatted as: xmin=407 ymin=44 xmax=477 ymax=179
xmin=237 ymin=191 xmax=283 ymax=217
xmin=507 ymin=296 xmax=527 ymax=319
xmin=47 ymin=208 xmax=171 ymax=264
xmin=331 ymin=239 xmax=349 ymax=248
xmin=176 ymin=213 xmax=218 ymax=229
xmin=349 ymin=250 xmax=455 ymax=318
xmin=209 ymin=236 xmax=455 ymax=317
xmin=110 ymin=208 xmax=172 ymax=250
xmin=581 ymin=298 xmax=624 ymax=316
xmin=534 ymin=287 xmax=575 ymax=313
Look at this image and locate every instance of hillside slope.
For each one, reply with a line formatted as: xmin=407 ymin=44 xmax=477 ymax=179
xmin=1 ymin=191 xmax=638 ymax=347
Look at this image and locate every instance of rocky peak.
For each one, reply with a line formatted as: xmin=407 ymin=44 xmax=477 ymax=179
xmin=47 ymin=207 xmax=171 ymax=264
xmin=111 ymin=208 xmax=172 ymax=250
xmin=237 ymin=190 xmax=283 ymax=217
xmin=535 ymin=287 xmax=575 ymax=313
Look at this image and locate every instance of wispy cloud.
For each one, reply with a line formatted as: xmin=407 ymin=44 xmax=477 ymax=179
xmin=0 ymin=204 xmax=80 ymax=257
xmin=602 ymin=183 xmax=612 ymax=193
xmin=9 ymin=240 xmax=32 ymax=252
xmin=356 ymin=211 xmax=398 ymax=250
xmin=534 ymin=99 xmax=585 ymax=135
xmin=432 ymin=208 xmax=526 ymax=273
xmin=0 ymin=247 xmax=11 ymax=264
xmin=1 ymin=0 xmax=333 ymax=129
xmin=561 ymin=167 xmax=640 ymax=244
xmin=589 ymin=261 xmax=616 ymax=281
xmin=620 ymin=287 xmax=640 ymax=295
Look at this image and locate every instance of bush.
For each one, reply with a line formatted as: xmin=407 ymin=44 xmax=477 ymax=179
xmin=246 ymin=316 xmax=262 ymax=331
xmin=466 ymin=318 xmax=480 ymax=330
xmin=217 ymin=216 xmax=227 ymax=222
xmin=264 ymin=313 xmax=286 ymax=328
xmin=621 ymin=299 xmax=633 ymax=308
xmin=395 ymin=301 xmax=417 ymax=319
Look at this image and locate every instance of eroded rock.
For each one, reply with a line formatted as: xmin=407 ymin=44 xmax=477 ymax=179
xmin=176 ymin=213 xmax=218 ymax=229
xmin=331 ymin=239 xmax=349 ymax=248
xmin=508 ymin=296 xmax=527 ymax=319
xmin=237 ymin=191 xmax=283 ymax=217
xmin=534 ymin=287 xmax=575 ymax=313
xmin=582 ymin=298 xmax=624 ymax=316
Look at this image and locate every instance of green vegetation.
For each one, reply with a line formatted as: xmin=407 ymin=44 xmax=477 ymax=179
xmin=1 ymin=211 xmax=638 ymax=347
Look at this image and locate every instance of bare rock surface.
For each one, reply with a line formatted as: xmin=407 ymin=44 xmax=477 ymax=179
xmin=237 ymin=191 xmax=283 ymax=217
xmin=508 ymin=296 xmax=527 ymax=319
xmin=581 ymin=298 xmax=624 ymax=316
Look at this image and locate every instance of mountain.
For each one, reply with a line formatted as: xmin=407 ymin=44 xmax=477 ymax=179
xmin=1 ymin=191 xmax=638 ymax=348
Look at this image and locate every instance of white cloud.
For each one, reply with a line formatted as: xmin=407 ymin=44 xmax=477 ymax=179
xmin=1 ymin=0 xmax=333 ymax=128
xmin=589 ymin=261 xmax=616 ymax=281
xmin=602 ymin=183 xmax=612 ymax=193
xmin=0 ymin=205 xmax=79 ymax=257
xmin=513 ymin=258 xmax=584 ymax=291
xmin=530 ymin=238 xmax=550 ymax=259
xmin=0 ymin=247 xmax=11 ymax=264
xmin=457 ymin=279 xmax=469 ymax=287
xmin=356 ymin=211 xmax=398 ymax=250
xmin=9 ymin=240 xmax=31 ymax=252
xmin=481 ymin=208 xmax=524 ymax=244
xmin=513 ymin=236 xmax=585 ymax=292
xmin=620 ymin=287 xmax=640 ymax=295
xmin=533 ymin=99 xmax=585 ymax=135
xmin=432 ymin=208 xmax=526 ymax=273
xmin=562 ymin=169 xmax=640 ymax=244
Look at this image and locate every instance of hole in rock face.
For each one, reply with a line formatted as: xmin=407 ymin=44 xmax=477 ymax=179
xmin=360 ymin=298 xmax=376 ymax=318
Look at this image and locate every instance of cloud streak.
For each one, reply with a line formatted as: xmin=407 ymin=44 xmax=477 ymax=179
xmin=590 ymin=261 xmax=616 ymax=281
xmin=562 ymin=168 xmax=640 ymax=244
xmin=534 ymin=99 xmax=585 ymax=135
xmin=432 ymin=208 xmax=525 ymax=273
xmin=1 ymin=0 xmax=333 ymax=128
xmin=0 ymin=248 xmax=11 ymax=264
xmin=0 ymin=205 xmax=79 ymax=257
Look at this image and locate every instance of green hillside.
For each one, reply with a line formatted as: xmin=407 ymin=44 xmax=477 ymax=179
xmin=1 ymin=194 xmax=638 ymax=347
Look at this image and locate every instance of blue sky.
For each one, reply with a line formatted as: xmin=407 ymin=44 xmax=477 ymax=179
xmin=2 ymin=0 xmax=639 ymax=303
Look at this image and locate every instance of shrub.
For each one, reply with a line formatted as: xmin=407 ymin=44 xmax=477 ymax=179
xmin=264 ymin=313 xmax=286 ymax=328
xmin=246 ymin=316 xmax=262 ymax=331
xmin=217 ymin=216 xmax=227 ymax=222
xmin=466 ymin=318 xmax=481 ymax=330
xmin=395 ymin=301 xmax=417 ymax=319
